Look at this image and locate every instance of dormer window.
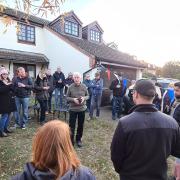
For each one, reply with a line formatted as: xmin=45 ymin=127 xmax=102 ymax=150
xmin=90 ymin=30 xmax=100 ymax=42
xmin=17 ymin=23 xmax=35 ymax=44
xmin=64 ymin=21 xmax=78 ymax=36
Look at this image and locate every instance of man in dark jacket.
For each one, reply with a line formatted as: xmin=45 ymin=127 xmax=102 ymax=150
xmin=111 ymin=79 xmax=180 ymax=180
xmin=13 ymin=67 xmax=33 ymax=129
xmin=170 ymin=81 xmax=180 ymax=179
xmin=89 ymin=72 xmax=103 ymax=120
xmin=46 ymin=69 xmax=54 ymax=113
xmin=53 ymin=67 xmax=65 ymax=110
xmin=170 ymin=82 xmax=180 ymax=124
xmin=110 ymin=72 xmax=127 ymax=120
xmin=83 ymin=74 xmax=93 ymax=112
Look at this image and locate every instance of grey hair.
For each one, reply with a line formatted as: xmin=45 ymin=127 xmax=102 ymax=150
xmin=17 ymin=67 xmax=25 ymax=72
xmin=73 ymin=72 xmax=82 ymax=78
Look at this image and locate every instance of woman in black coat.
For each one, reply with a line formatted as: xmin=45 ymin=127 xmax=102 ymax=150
xmin=0 ymin=68 xmax=16 ymax=137
xmin=34 ymin=71 xmax=49 ymax=124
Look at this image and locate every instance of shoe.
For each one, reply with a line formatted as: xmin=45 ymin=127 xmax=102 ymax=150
xmin=112 ymin=116 xmax=116 ymax=120
xmin=87 ymin=117 xmax=93 ymax=121
xmin=49 ymin=110 xmax=53 ymax=114
xmin=77 ymin=140 xmax=82 ymax=148
xmin=21 ymin=125 xmax=26 ymax=130
xmin=28 ymin=117 xmax=31 ymax=120
xmin=45 ymin=111 xmax=49 ymax=115
xmin=0 ymin=131 xmax=8 ymax=137
xmin=4 ymin=128 xmax=13 ymax=133
xmin=14 ymin=123 xmax=21 ymax=128
xmin=95 ymin=116 xmax=99 ymax=119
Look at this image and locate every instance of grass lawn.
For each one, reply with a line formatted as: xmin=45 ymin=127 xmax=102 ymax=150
xmin=0 ymin=107 xmax=175 ymax=180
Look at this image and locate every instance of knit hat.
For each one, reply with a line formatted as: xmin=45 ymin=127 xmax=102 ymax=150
xmin=134 ymin=79 xmax=156 ymax=97
xmin=95 ymin=72 xmax=100 ymax=77
xmin=0 ymin=68 xmax=8 ymax=75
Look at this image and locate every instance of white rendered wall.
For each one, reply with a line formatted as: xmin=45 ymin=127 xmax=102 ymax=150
xmin=136 ymin=69 xmax=143 ymax=80
xmin=0 ymin=20 xmax=46 ymax=54
xmin=43 ymin=28 xmax=90 ymax=77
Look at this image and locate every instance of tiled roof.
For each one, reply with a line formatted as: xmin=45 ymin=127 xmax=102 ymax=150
xmin=57 ymin=32 xmax=146 ymax=68
xmin=0 ymin=48 xmax=49 ymax=63
xmin=2 ymin=8 xmax=146 ymax=68
xmin=2 ymin=8 xmax=50 ymax=26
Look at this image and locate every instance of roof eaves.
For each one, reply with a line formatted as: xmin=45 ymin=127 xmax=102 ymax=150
xmin=3 ymin=7 xmax=50 ymax=26
xmin=96 ymin=57 xmax=147 ymax=69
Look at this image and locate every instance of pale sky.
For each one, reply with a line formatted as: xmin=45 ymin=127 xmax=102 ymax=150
xmin=6 ymin=0 xmax=180 ymax=66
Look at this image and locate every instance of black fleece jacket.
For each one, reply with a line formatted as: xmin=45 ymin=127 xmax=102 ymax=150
xmin=111 ymin=104 xmax=180 ymax=180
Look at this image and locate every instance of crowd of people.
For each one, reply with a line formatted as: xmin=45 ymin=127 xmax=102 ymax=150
xmin=0 ymin=66 xmax=104 ymax=143
xmin=0 ymin=65 xmax=180 ymax=180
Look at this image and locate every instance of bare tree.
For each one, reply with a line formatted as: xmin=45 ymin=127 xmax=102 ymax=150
xmin=162 ymin=61 xmax=180 ymax=79
xmin=0 ymin=0 xmax=66 ymax=32
xmin=0 ymin=0 xmax=66 ymax=16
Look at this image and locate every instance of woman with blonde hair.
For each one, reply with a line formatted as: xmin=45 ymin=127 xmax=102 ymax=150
xmin=34 ymin=70 xmax=49 ymax=124
xmin=12 ymin=120 xmax=96 ymax=180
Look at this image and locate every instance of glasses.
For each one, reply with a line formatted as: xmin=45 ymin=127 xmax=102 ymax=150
xmin=1 ymin=73 xmax=8 ymax=75
xmin=131 ymin=89 xmax=136 ymax=94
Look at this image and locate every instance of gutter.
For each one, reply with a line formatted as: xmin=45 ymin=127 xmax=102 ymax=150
xmin=100 ymin=61 xmax=145 ymax=70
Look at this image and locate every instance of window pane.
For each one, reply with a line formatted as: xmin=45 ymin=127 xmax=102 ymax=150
xmin=64 ymin=21 xmax=78 ymax=36
xmin=18 ymin=23 xmax=35 ymax=43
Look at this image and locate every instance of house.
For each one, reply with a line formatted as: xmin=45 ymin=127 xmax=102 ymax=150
xmin=106 ymin=42 xmax=118 ymax=50
xmin=0 ymin=7 xmax=146 ymax=84
xmin=0 ymin=8 xmax=92 ymax=79
xmin=140 ymin=60 xmax=157 ymax=76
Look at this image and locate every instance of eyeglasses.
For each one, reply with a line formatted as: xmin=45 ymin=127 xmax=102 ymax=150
xmin=131 ymin=89 xmax=135 ymax=94
xmin=1 ymin=73 xmax=8 ymax=75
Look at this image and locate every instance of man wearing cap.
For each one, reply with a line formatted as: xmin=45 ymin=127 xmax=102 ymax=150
xmin=111 ymin=79 xmax=180 ymax=180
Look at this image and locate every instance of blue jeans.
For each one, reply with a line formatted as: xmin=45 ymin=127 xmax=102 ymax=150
xmin=0 ymin=114 xmax=10 ymax=132
xmin=112 ymin=96 xmax=123 ymax=118
xmin=15 ymin=97 xmax=29 ymax=127
xmin=89 ymin=94 xmax=102 ymax=118
xmin=55 ymin=88 xmax=64 ymax=110
xmin=13 ymin=111 xmax=20 ymax=125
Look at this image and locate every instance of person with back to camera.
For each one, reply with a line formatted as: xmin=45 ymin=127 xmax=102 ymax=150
xmin=11 ymin=120 xmax=96 ymax=180
xmin=111 ymin=79 xmax=180 ymax=180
